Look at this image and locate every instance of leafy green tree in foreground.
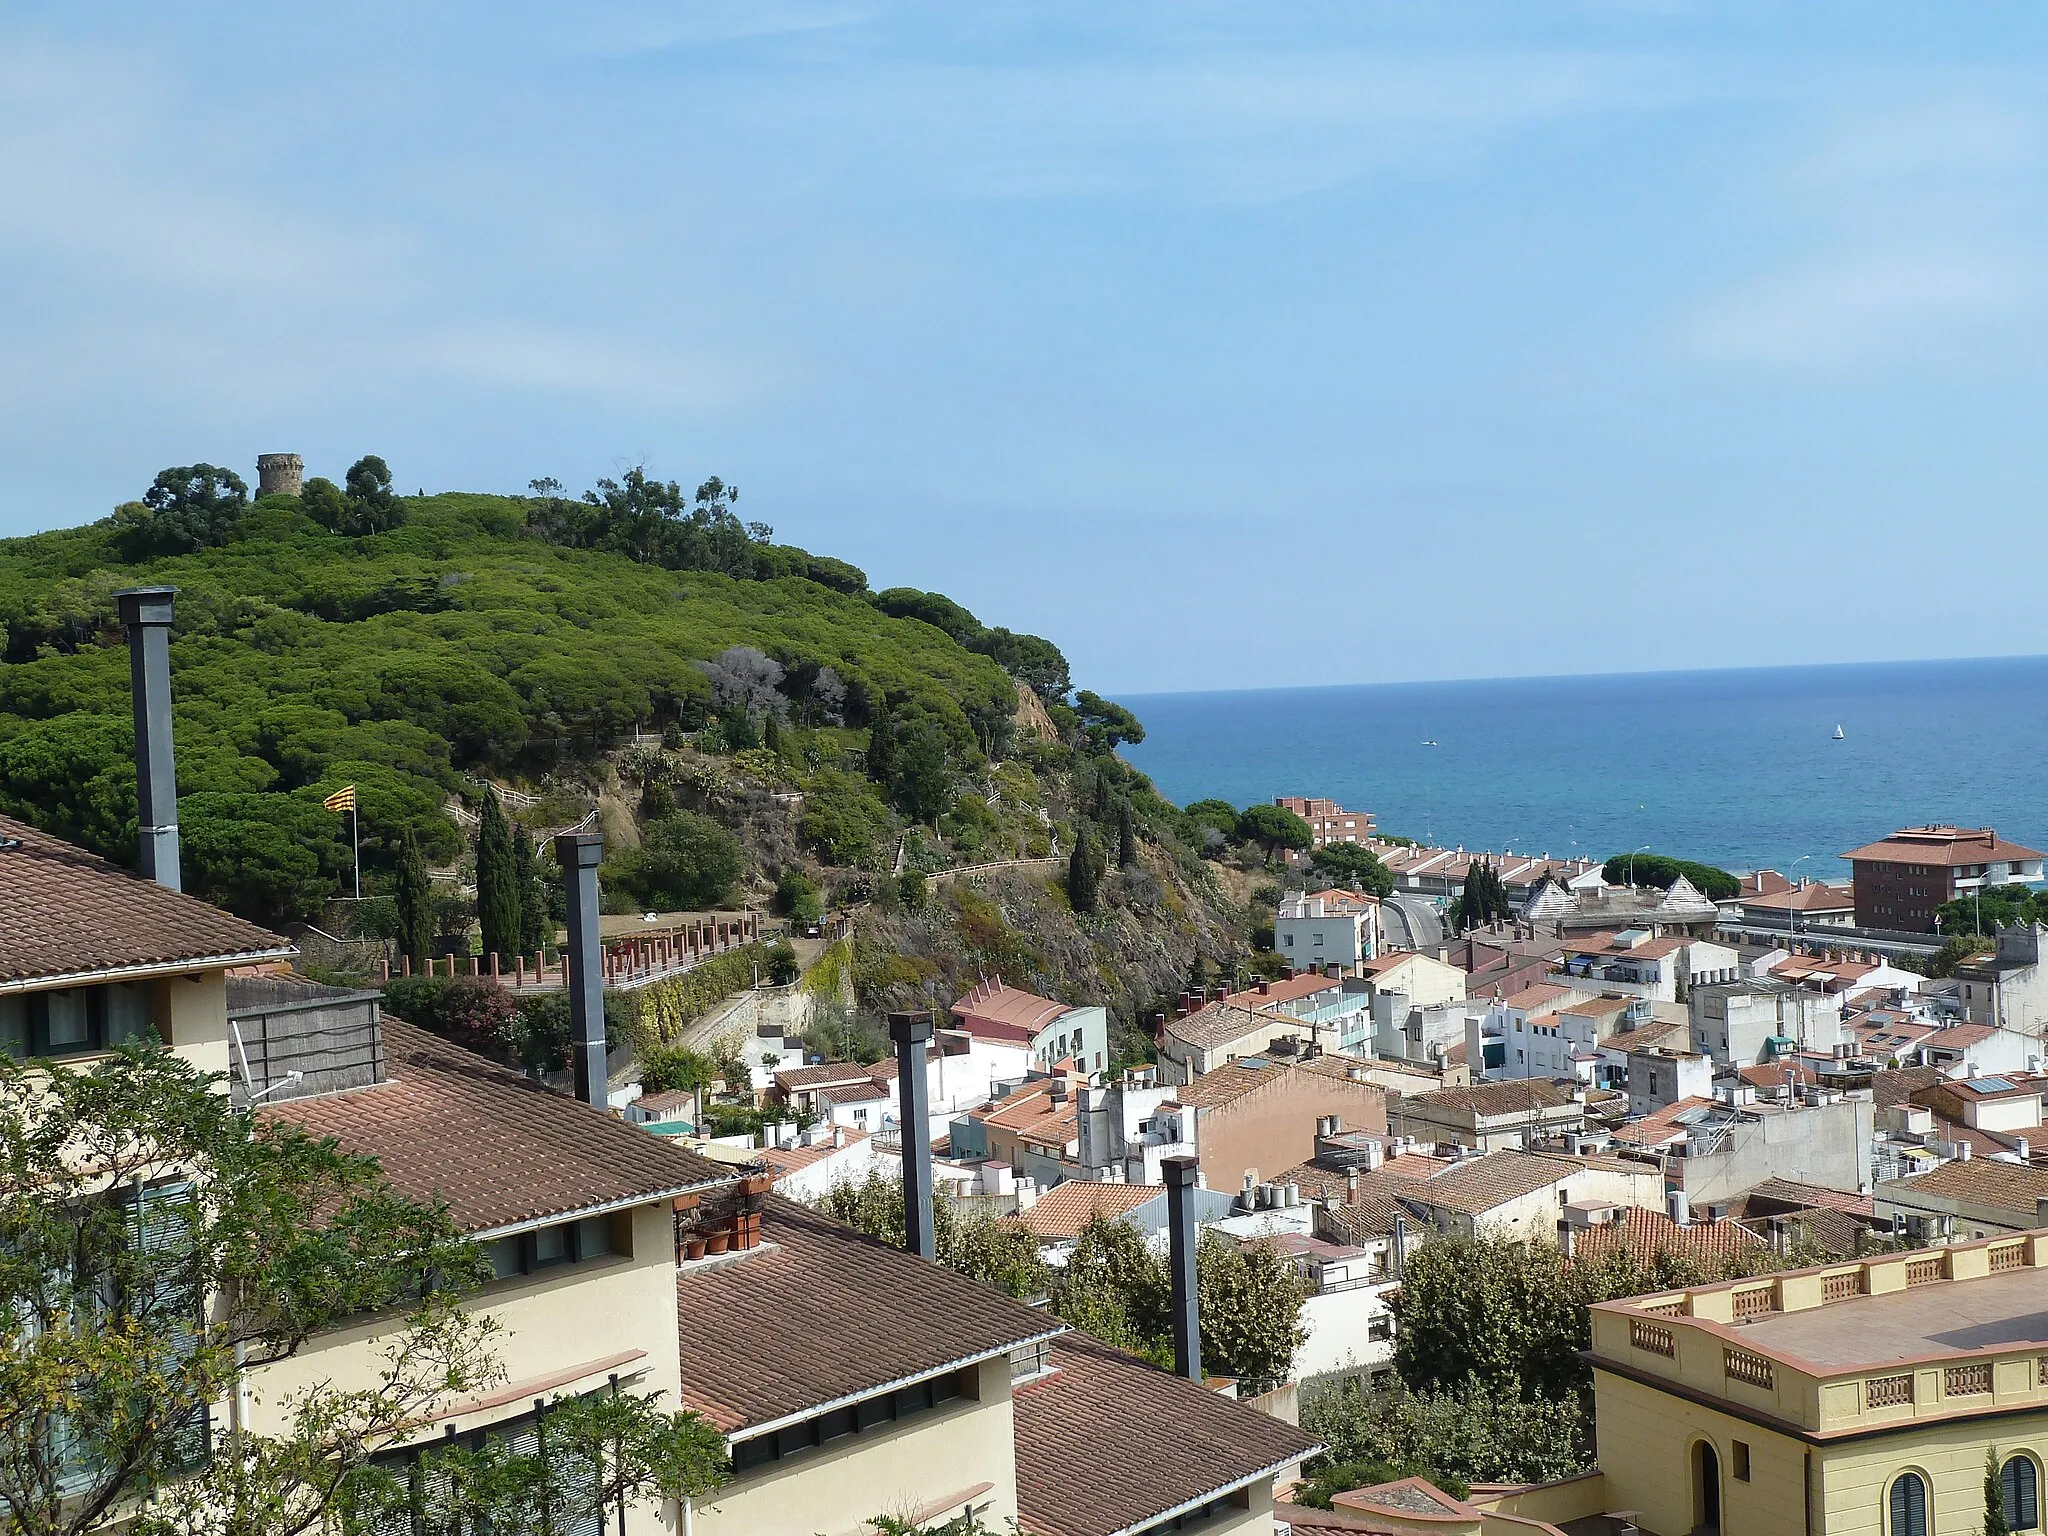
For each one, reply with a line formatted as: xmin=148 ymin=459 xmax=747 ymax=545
xmin=0 ymin=1047 xmax=484 ymax=1536
xmin=1299 ymin=1376 xmax=1592 ymax=1495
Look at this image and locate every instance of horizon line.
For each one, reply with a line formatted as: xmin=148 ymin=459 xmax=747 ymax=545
xmin=1112 ymin=650 xmax=2048 ymax=703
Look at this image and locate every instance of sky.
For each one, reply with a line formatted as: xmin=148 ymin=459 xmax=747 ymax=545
xmin=5 ymin=4 xmax=2048 ymax=695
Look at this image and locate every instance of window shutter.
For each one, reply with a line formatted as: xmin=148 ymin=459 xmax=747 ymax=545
xmin=1888 ymin=1471 xmax=1927 ymax=1536
xmin=130 ymin=1179 xmax=210 ymax=1472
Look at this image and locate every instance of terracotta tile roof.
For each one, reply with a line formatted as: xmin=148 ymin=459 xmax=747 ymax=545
xmin=815 ymin=1080 xmax=889 ymax=1106
xmin=1500 ymin=982 xmax=1576 ymax=1013
xmin=1273 ymin=1503 xmax=1404 ymax=1536
xmin=756 ymin=1130 xmax=868 ymax=1179
xmin=264 ymin=1020 xmax=734 ymax=1234
xmin=1741 ymin=1205 xmax=1879 ymax=1258
xmin=1886 ymin=1157 xmax=2048 ymax=1219
xmin=1222 ymin=973 xmax=1346 ymax=1011
xmin=1017 ymin=1102 xmax=1079 ymax=1149
xmin=773 ymin=1060 xmax=883 ymax=1093
xmin=1012 ymin=1334 xmax=1317 ymax=1536
xmin=1403 ymin=1078 xmax=1577 ymax=1118
xmin=1740 ymin=1177 xmax=1874 ymax=1216
xmin=1841 ymin=826 xmax=2045 ymax=866
xmin=1163 ymin=1001 xmax=1278 ymax=1052
xmin=1612 ymin=1095 xmax=1716 ymax=1147
xmin=1405 ymin=1151 xmax=1584 ymax=1216
xmin=1738 ymin=883 xmax=1856 ymax=913
xmin=1017 ymin=1181 xmax=1159 ymax=1238
xmin=1875 ymin=1066 xmax=1947 ymax=1110
xmin=0 ymin=814 xmax=293 ymax=986
xmin=673 ymin=1198 xmax=1059 ymax=1435
xmin=950 ymin=977 xmax=1071 ymax=1041
xmin=980 ymin=1081 xmax=1066 ymax=1131
xmin=1570 ymin=1206 xmax=1766 ymax=1264
xmin=634 ymin=1089 xmax=695 ymax=1115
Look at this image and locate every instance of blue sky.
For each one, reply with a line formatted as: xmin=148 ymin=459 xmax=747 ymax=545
xmin=5 ymin=4 xmax=2048 ymax=695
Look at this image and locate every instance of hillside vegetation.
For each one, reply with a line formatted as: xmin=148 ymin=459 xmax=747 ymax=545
xmin=0 ymin=462 xmax=1267 ymax=1049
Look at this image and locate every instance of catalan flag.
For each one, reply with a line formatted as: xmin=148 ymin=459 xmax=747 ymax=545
xmin=322 ymin=785 xmax=357 ymax=813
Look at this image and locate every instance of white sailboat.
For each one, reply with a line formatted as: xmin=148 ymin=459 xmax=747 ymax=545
xmin=1833 ymin=724 xmax=1845 ymax=740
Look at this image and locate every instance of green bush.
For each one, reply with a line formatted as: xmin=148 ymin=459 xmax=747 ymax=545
xmin=605 ymin=811 xmax=745 ymax=911
xmin=1601 ymin=852 xmax=1739 ymax=901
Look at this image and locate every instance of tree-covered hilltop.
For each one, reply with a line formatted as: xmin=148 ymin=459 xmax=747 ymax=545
xmin=0 ymin=466 xmax=1045 ymax=917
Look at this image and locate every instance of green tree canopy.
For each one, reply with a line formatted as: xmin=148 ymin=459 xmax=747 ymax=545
xmin=1238 ymin=804 xmax=1313 ymax=859
xmin=1073 ymin=690 xmax=1145 ymax=753
xmin=114 ymin=463 xmax=250 ymax=555
xmin=1600 ymin=851 xmax=1740 ymax=901
xmin=474 ymin=787 xmax=520 ymax=963
xmin=1312 ymin=842 xmax=1394 ymax=897
xmin=608 ymin=811 xmax=745 ymax=911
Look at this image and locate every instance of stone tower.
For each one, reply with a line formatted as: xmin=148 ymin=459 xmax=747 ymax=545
xmin=256 ymin=453 xmax=304 ymax=498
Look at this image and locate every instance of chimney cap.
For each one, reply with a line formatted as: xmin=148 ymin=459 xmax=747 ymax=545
xmin=554 ymin=831 xmax=604 ymax=868
xmin=1162 ymin=1154 xmax=1199 ymax=1188
xmin=888 ymin=1011 xmax=935 ymax=1045
xmin=115 ymin=586 xmax=178 ymax=627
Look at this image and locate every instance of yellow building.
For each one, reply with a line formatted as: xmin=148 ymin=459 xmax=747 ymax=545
xmin=1589 ymin=1234 xmax=2048 ymax=1535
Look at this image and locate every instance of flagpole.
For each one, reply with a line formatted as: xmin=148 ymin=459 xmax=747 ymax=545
xmin=351 ymin=804 xmax=361 ymax=899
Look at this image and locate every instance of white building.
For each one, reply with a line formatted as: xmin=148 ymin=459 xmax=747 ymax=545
xmin=1275 ymin=890 xmax=1381 ymax=975
xmin=1075 ymin=1068 xmax=1198 ymax=1185
xmin=1690 ymin=979 xmax=1845 ymax=1066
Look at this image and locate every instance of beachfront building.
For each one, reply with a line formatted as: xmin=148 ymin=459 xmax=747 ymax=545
xmin=1590 ymin=1234 xmax=2048 ymax=1536
xmin=1841 ymin=824 xmax=2047 ymax=933
xmin=1273 ymin=795 xmax=1376 ymax=865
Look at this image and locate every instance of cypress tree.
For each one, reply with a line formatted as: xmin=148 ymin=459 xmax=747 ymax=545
xmin=1117 ymin=798 xmax=1138 ymax=868
xmin=395 ymin=829 xmax=432 ymax=972
xmin=763 ymin=712 xmax=783 ymax=755
xmin=513 ymin=825 xmax=547 ymax=958
xmin=865 ymin=706 xmax=899 ymax=786
xmin=1988 ymin=1448 xmax=2011 ymax=1536
xmin=1068 ymin=820 xmax=1100 ymax=914
xmin=476 ymin=788 xmax=519 ymax=965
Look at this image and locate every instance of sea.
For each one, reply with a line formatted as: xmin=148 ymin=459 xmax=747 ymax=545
xmin=1120 ymin=656 xmax=2048 ymax=883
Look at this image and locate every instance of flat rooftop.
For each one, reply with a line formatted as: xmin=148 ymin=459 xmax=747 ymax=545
xmin=1734 ymin=1267 xmax=2048 ymax=1370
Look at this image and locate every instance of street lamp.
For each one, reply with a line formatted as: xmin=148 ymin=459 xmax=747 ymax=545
xmin=1628 ymin=843 xmax=1651 ymax=889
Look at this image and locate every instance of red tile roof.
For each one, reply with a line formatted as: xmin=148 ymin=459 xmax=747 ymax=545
xmin=1841 ymin=826 xmax=2045 ymax=865
xmin=950 ymin=977 xmax=1071 ymax=1042
xmin=264 ymin=1020 xmax=733 ymax=1234
xmin=1569 ymin=1206 xmax=1766 ymax=1264
xmin=1012 ymin=1335 xmax=1317 ymax=1536
xmin=1017 ymin=1181 xmax=1159 ymax=1239
xmin=1223 ymin=972 xmax=1345 ymax=1011
xmin=0 ymin=814 xmax=293 ymax=986
xmin=674 ymin=1198 xmax=1059 ymax=1435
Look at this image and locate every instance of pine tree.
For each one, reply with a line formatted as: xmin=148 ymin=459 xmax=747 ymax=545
xmin=476 ymin=788 xmax=519 ymax=966
xmin=1068 ymin=820 xmax=1100 ymax=914
xmin=513 ymin=824 xmax=547 ymax=958
xmin=763 ymin=712 xmax=783 ymax=755
xmin=395 ymin=829 xmax=433 ymax=972
xmin=1117 ymin=798 xmax=1138 ymax=868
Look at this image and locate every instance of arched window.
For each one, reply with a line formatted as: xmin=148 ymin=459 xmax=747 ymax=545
xmin=1888 ymin=1471 xmax=1928 ymax=1536
xmin=2004 ymin=1455 xmax=2040 ymax=1532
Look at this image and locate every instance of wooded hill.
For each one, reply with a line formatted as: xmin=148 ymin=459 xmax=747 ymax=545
xmin=0 ymin=466 xmax=1196 ymax=941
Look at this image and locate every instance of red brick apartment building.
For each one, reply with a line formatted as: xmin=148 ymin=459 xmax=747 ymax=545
xmin=1840 ymin=824 xmax=2047 ymax=932
xmin=1274 ymin=796 xmax=1375 ymax=865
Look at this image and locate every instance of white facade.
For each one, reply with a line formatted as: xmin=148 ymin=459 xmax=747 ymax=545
xmin=1075 ymin=1073 xmax=1197 ymax=1185
xmin=1690 ymin=981 xmax=1845 ymax=1066
xmin=1275 ymin=893 xmax=1381 ymax=974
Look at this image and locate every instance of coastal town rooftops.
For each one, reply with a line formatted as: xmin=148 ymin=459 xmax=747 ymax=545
xmin=1402 ymin=1077 xmax=1578 ymax=1119
xmin=1012 ymin=1333 xmax=1318 ymax=1536
xmin=1163 ymin=1001 xmax=1274 ymax=1052
xmin=1222 ymin=972 xmax=1345 ymax=1012
xmin=0 ymin=813 xmax=295 ymax=987
xmin=949 ymin=976 xmax=1073 ymax=1042
xmin=1883 ymin=1157 xmax=2048 ymax=1220
xmin=266 ymin=1019 xmax=735 ymax=1235
xmin=1737 ymin=882 xmax=1857 ymax=913
xmin=674 ymin=1198 xmax=1062 ymax=1437
xmin=1406 ymin=1149 xmax=1641 ymax=1217
xmin=1840 ymin=825 xmax=2046 ymax=865
xmin=1017 ymin=1181 xmax=1160 ymax=1239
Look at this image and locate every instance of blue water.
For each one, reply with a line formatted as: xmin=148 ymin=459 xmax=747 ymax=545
xmin=1121 ymin=657 xmax=2048 ymax=882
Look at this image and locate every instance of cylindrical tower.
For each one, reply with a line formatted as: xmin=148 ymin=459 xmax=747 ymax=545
xmin=256 ymin=453 xmax=304 ymax=498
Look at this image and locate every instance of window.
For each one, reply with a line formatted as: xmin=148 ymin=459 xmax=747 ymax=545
xmin=484 ymin=1216 xmax=616 ymax=1280
xmin=2004 ymin=1456 xmax=2040 ymax=1531
xmin=1732 ymin=1440 xmax=1751 ymax=1481
xmin=1 ymin=983 xmax=157 ymax=1059
xmin=366 ymin=1398 xmax=602 ymax=1536
xmin=730 ymin=1370 xmax=966 ymax=1473
xmin=1888 ymin=1471 xmax=1928 ymax=1536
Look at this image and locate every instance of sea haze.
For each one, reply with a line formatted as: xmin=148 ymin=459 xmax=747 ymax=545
xmin=1120 ymin=657 xmax=2048 ymax=882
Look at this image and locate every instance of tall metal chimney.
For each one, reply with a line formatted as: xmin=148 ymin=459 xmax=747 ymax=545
xmin=555 ymin=832 xmax=607 ymax=1107
xmin=116 ymin=587 xmax=180 ymax=890
xmin=1163 ymin=1154 xmax=1202 ymax=1382
xmin=891 ymin=1011 xmax=936 ymax=1261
